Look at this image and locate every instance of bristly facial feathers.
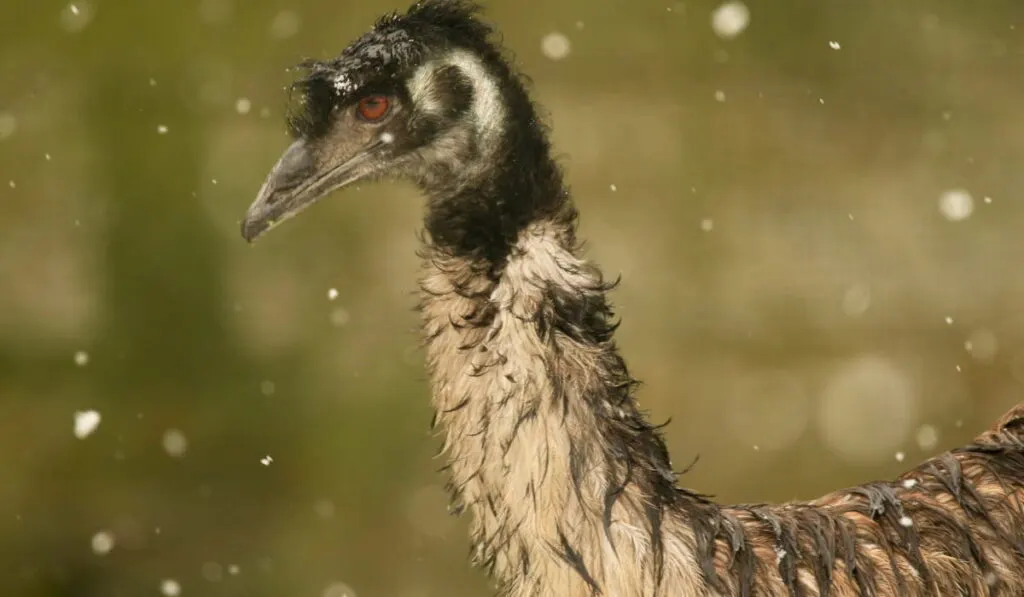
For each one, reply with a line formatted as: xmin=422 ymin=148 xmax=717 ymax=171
xmin=286 ymin=0 xmax=493 ymax=140
xmin=244 ymin=2 xmax=1024 ymax=596
xmin=252 ymin=0 xmax=568 ymax=264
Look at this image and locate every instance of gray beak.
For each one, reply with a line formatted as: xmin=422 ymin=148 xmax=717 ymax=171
xmin=241 ymin=139 xmax=369 ymax=242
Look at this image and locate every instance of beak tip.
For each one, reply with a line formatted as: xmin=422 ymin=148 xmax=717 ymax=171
xmin=240 ymin=217 xmax=264 ymax=243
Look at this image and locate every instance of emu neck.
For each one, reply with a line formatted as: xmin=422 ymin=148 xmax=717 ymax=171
xmin=422 ymin=81 xmax=572 ymax=268
xmin=418 ymin=140 xmax=708 ymax=595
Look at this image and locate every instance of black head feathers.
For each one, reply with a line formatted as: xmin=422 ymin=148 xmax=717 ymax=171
xmin=287 ymin=0 xmax=494 ymax=139
xmin=260 ymin=0 xmax=569 ymax=265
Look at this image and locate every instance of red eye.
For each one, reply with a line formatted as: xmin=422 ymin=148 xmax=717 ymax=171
xmin=357 ymin=95 xmax=390 ymax=121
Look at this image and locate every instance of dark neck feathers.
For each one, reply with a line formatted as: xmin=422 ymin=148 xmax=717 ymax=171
xmin=421 ymin=58 xmax=575 ymax=270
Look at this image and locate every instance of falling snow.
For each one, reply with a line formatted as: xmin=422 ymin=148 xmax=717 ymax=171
xmin=939 ymin=188 xmax=974 ymax=221
xmin=314 ymin=498 xmax=337 ymax=519
xmin=74 ymin=410 xmax=102 ymax=439
xmin=818 ymin=355 xmax=916 ymax=464
xmin=965 ymin=328 xmax=998 ymax=362
xmin=0 ymin=112 xmax=16 ymax=140
xmin=540 ymin=32 xmax=571 ymax=61
xmin=711 ymin=1 xmax=750 ymax=39
xmin=323 ymin=582 xmax=358 ymax=597
xmin=269 ymin=10 xmax=301 ymax=40
xmin=841 ymin=284 xmax=871 ymax=317
xmin=160 ymin=579 xmax=181 ymax=597
xmin=162 ymin=428 xmax=189 ymax=457
xmin=91 ymin=530 xmax=115 ymax=555
xmin=14 ymin=5 xmax=1019 ymax=592
xmin=916 ymin=424 xmax=939 ymax=451
xmin=329 ymin=307 xmax=351 ymax=327
xmin=60 ymin=2 xmax=93 ymax=32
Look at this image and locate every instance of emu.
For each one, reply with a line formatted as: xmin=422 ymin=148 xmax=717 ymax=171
xmin=241 ymin=1 xmax=1024 ymax=595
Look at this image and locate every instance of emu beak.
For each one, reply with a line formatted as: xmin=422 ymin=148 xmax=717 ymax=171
xmin=241 ymin=139 xmax=370 ymax=242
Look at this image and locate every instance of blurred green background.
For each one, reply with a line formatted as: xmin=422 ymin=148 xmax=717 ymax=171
xmin=2 ymin=0 xmax=1023 ymax=595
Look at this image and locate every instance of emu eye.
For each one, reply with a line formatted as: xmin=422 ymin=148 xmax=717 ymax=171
xmin=356 ymin=95 xmax=390 ymax=122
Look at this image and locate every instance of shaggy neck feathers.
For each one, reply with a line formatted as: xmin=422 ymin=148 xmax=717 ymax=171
xmin=415 ymin=57 xmax=708 ymax=596
xmin=418 ymin=222 xmax=707 ymax=597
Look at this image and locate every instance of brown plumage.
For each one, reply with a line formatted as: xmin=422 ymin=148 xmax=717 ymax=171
xmin=240 ymin=2 xmax=1024 ymax=595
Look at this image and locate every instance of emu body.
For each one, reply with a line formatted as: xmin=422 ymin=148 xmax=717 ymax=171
xmin=241 ymin=2 xmax=1024 ymax=595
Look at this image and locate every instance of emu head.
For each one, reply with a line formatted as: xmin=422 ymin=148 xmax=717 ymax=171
xmin=242 ymin=0 xmax=509 ymax=242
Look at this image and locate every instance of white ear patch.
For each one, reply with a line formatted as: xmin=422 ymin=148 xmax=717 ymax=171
xmin=408 ymin=49 xmax=506 ymax=146
xmin=408 ymin=65 xmax=445 ymax=116
xmin=442 ymin=50 xmax=505 ymax=143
